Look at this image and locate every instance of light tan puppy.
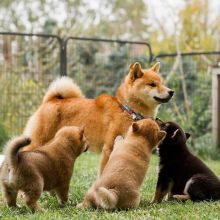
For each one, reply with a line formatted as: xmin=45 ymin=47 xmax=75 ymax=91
xmin=0 ymin=126 xmax=88 ymax=212
xmin=23 ymin=62 xmax=173 ymax=175
xmin=78 ymin=119 xmax=166 ymax=210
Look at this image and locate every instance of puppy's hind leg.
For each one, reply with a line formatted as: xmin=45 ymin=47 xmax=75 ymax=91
xmin=2 ymin=183 xmax=18 ymax=207
xmin=77 ymin=188 xmax=96 ymax=209
xmin=55 ymin=184 xmax=69 ymax=205
xmin=121 ymin=191 xmax=140 ymax=209
xmin=23 ymin=182 xmax=44 ymax=212
xmin=24 ymin=190 xmax=43 ymax=212
xmin=173 ymin=178 xmax=193 ymax=202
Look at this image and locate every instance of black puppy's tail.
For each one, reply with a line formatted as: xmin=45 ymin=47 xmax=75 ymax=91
xmin=4 ymin=136 xmax=31 ymax=167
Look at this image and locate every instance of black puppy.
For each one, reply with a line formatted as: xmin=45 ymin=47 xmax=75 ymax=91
xmin=152 ymin=120 xmax=220 ymax=202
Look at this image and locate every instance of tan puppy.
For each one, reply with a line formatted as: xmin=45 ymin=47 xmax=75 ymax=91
xmin=23 ymin=62 xmax=173 ymax=175
xmin=0 ymin=126 xmax=88 ymax=212
xmin=78 ymin=119 xmax=166 ymax=210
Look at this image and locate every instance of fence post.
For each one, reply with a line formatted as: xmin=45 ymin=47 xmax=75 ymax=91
xmin=60 ymin=39 xmax=67 ymax=76
xmin=212 ymin=66 xmax=220 ymax=149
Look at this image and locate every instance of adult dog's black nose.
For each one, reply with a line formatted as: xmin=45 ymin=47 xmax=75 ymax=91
xmin=168 ymin=90 xmax=174 ymax=97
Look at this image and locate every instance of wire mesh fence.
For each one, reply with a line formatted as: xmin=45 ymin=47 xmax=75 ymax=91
xmin=0 ymin=32 xmax=220 ymax=157
xmin=0 ymin=33 xmax=152 ymax=144
xmin=155 ymin=53 xmax=220 ymax=157
xmin=65 ymin=37 xmax=152 ymax=97
xmin=0 ymin=34 xmax=61 ymax=141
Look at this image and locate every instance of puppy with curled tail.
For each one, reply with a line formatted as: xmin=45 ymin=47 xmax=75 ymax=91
xmin=0 ymin=126 xmax=88 ymax=212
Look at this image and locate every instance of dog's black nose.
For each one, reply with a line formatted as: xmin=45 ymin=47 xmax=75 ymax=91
xmin=168 ymin=90 xmax=174 ymax=97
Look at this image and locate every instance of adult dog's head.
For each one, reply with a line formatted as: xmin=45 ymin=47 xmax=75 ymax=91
xmin=123 ymin=62 xmax=174 ymax=107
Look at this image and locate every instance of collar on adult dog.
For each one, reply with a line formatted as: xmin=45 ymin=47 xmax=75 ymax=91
xmin=119 ymin=104 xmax=145 ymax=121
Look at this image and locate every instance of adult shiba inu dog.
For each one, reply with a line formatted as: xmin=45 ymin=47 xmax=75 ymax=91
xmin=152 ymin=120 xmax=220 ymax=202
xmin=23 ymin=62 xmax=174 ymax=175
xmin=78 ymin=119 xmax=166 ymax=210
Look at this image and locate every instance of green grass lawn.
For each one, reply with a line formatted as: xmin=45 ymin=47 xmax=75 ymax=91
xmin=1 ymin=152 xmax=220 ymax=220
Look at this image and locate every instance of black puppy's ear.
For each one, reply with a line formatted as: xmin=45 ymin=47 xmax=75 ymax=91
xmin=185 ymin=132 xmax=190 ymax=140
xmin=129 ymin=62 xmax=143 ymax=81
xmin=156 ymin=117 xmax=164 ymax=123
xmin=171 ymin=129 xmax=180 ymax=139
xmin=132 ymin=122 xmax=139 ymax=133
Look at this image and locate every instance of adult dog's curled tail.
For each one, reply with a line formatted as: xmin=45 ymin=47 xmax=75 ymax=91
xmin=95 ymin=187 xmax=118 ymax=210
xmin=4 ymin=136 xmax=31 ymax=167
xmin=43 ymin=76 xmax=85 ymax=103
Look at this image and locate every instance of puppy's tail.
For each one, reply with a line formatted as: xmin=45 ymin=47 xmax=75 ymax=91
xmin=4 ymin=136 xmax=31 ymax=167
xmin=95 ymin=187 xmax=118 ymax=210
xmin=43 ymin=76 xmax=85 ymax=103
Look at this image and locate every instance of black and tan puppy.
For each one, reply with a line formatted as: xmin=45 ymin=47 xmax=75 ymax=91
xmin=152 ymin=120 xmax=220 ymax=202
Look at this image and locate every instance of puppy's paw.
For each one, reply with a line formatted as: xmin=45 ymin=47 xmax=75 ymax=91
xmin=173 ymin=195 xmax=179 ymax=199
xmin=173 ymin=194 xmax=190 ymax=201
xmin=76 ymin=201 xmax=92 ymax=209
xmin=37 ymin=207 xmax=46 ymax=212
xmin=114 ymin=136 xmax=124 ymax=144
xmin=150 ymin=199 xmax=160 ymax=204
xmin=76 ymin=202 xmax=84 ymax=209
xmin=31 ymin=207 xmax=45 ymax=213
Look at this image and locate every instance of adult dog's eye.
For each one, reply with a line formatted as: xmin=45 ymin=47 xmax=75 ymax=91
xmin=148 ymin=82 xmax=156 ymax=87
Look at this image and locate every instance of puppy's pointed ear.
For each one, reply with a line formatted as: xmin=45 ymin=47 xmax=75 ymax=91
xmin=185 ymin=132 xmax=190 ymax=140
xmin=79 ymin=127 xmax=84 ymax=141
xmin=158 ymin=131 xmax=166 ymax=142
xmin=171 ymin=129 xmax=180 ymax=139
xmin=132 ymin=122 xmax=139 ymax=133
xmin=151 ymin=62 xmax=160 ymax=73
xmin=129 ymin=62 xmax=143 ymax=81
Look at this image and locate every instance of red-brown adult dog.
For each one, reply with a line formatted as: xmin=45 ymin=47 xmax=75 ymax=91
xmin=23 ymin=62 xmax=173 ymax=175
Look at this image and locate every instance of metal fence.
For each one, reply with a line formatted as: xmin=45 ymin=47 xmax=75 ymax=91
xmin=0 ymin=32 xmax=220 ymax=155
xmin=154 ymin=52 xmax=220 ymax=155
xmin=0 ymin=32 xmax=152 ymax=137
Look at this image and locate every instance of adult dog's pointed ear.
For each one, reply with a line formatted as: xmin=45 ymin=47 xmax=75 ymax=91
xmin=158 ymin=131 xmax=166 ymax=142
xmin=151 ymin=62 xmax=160 ymax=73
xmin=129 ymin=62 xmax=143 ymax=81
xmin=132 ymin=122 xmax=140 ymax=133
xmin=185 ymin=132 xmax=190 ymax=140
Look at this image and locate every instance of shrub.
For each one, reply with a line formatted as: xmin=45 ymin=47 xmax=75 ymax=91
xmin=0 ymin=123 xmax=8 ymax=152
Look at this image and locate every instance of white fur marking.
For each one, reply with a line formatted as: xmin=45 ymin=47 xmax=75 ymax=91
xmin=43 ymin=76 xmax=84 ymax=103
xmin=0 ymin=154 xmax=5 ymax=167
xmin=171 ymin=129 xmax=179 ymax=138
xmin=184 ymin=178 xmax=194 ymax=195
xmin=23 ymin=113 xmax=37 ymax=136
xmin=148 ymin=89 xmax=170 ymax=100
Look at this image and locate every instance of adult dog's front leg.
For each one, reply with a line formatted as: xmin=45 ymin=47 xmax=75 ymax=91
xmin=98 ymin=144 xmax=113 ymax=177
xmin=98 ymin=131 xmax=118 ymax=177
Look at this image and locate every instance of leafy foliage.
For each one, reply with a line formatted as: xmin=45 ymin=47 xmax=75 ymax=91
xmin=0 ymin=123 xmax=8 ymax=151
